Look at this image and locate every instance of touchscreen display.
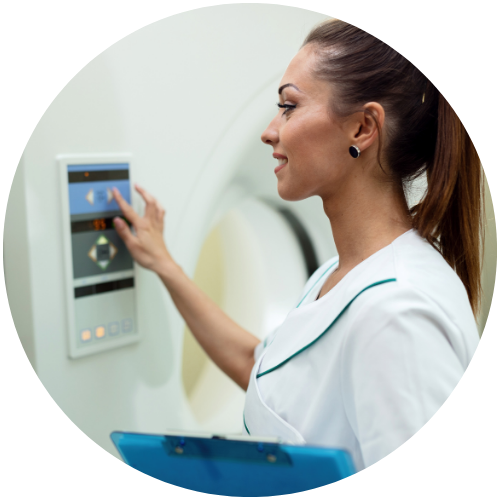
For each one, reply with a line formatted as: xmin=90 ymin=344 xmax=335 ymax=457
xmin=67 ymin=163 xmax=134 ymax=298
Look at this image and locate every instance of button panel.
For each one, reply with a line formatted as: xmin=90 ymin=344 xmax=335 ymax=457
xmin=108 ymin=321 xmax=120 ymax=336
xmin=95 ymin=325 xmax=106 ymax=339
xmin=81 ymin=329 xmax=92 ymax=343
xmin=61 ymin=156 xmax=139 ymax=358
xmin=122 ymin=318 xmax=133 ymax=333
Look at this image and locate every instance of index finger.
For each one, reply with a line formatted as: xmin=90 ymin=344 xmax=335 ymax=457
xmin=134 ymin=184 xmax=158 ymax=219
xmin=113 ymin=187 xmax=140 ymax=225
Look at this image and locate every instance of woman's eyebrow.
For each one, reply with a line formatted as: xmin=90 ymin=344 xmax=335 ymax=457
xmin=278 ymin=83 xmax=302 ymax=95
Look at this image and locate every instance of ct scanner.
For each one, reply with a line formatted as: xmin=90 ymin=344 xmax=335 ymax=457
xmin=3 ymin=4 xmax=496 ymax=460
xmin=4 ymin=5 xmax=336 ymax=458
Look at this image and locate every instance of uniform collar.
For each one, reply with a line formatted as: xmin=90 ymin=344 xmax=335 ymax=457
xmin=258 ymin=237 xmax=400 ymax=377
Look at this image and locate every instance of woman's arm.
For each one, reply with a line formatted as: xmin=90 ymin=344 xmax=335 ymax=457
xmin=157 ymin=262 xmax=260 ymax=390
xmin=113 ymin=185 xmax=260 ymax=390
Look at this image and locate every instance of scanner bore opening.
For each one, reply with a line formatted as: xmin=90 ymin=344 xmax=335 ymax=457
xmin=182 ymin=202 xmax=319 ymax=432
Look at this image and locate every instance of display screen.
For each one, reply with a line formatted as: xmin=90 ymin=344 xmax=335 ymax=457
xmin=67 ymin=163 xmax=134 ymax=297
xmin=67 ymin=163 xmax=131 ymax=215
xmin=71 ymin=217 xmax=118 ymax=233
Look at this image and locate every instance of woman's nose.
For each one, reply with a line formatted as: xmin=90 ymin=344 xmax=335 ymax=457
xmin=261 ymin=115 xmax=279 ymax=145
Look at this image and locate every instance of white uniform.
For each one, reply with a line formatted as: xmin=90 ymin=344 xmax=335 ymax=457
xmin=243 ymin=229 xmax=479 ymax=471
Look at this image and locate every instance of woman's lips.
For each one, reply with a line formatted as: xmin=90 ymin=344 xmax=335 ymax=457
xmin=274 ymin=162 xmax=287 ymax=174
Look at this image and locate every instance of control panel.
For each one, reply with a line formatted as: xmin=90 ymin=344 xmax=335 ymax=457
xmin=59 ymin=154 xmax=140 ymax=358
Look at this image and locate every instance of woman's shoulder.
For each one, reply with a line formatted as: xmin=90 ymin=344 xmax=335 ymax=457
xmin=390 ymin=229 xmax=472 ymax=312
xmin=358 ymin=231 xmax=472 ymax=314
xmin=345 ymin=280 xmax=478 ymax=370
xmin=355 ymin=229 xmax=470 ymax=307
xmin=345 ymin=230 xmax=479 ymax=365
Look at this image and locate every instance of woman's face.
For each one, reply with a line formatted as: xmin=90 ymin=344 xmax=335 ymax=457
xmin=261 ymin=44 xmax=356 ymax=202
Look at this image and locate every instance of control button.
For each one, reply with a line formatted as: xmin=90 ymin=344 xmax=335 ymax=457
xmin=88 ymin=235 xmax=118 ymax=271
xmin=85 ymin=188 xmax=94 ymax=206
xmin=95 ymin=325 xmax=106 ymax=339
xmin=80 ymin=329 xmax=92 ymax=343
xmin=96 ymin=243 xmax=110 ymax=261
xmin=108 ymin=322 xmax=120 ymax=336
xmin=109 ymin=243 xmax=118 ymax=260
xmin=122 ymin=318 xmax=133 ymax=333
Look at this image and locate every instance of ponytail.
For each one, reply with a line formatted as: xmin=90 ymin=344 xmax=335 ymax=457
xmin=304 ymin=19 xmax=485 ymax=316
xmin=412 ymin=95 xmax=484 ymax=316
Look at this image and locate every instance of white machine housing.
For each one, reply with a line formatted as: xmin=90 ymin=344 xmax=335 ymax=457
xmin=5 ymin=5 xmax=334 ymax=457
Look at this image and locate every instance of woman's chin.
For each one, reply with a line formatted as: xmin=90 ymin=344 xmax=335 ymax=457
xmin=277 ymin=183 xmax=308 ymax=202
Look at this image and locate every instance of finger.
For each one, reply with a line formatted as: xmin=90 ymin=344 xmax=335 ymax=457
xmin=156 ymin=202 xmax=164 ymax=217
xmin=155 ymin=201 xmax=166 ymax=223
xmin=113 ymin=188 xmax=140 ymax=225
xmin=113 ymin=217 xmax=137 ymax=247
xmin=135 ymin=184 xmax=157 ymax=218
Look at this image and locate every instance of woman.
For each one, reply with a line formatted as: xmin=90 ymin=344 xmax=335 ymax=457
xmin=112 ymin=19 xmax=482 ymax=471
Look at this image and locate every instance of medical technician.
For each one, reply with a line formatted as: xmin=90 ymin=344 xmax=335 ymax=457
xmin=112 ymin=19 xmax=482 ymax=471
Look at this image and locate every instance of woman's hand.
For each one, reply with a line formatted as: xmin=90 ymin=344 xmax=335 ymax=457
xmin=113 ymin=185 xmax=172 ymax=274
xmin=114 ymin=185 xmax=259 ymax=390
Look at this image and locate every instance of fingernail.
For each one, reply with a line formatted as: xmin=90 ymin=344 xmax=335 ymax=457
xmin=113 ymin=217 xmax=122 ymax=226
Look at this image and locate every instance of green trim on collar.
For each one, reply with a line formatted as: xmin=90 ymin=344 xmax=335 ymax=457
xmin=243 ymin=413 xmax=250 ymax=435
xmin=257 ymin=278 xmax=397 ymax=379
xmin=296 ymin=258 xmax=339 ymax=308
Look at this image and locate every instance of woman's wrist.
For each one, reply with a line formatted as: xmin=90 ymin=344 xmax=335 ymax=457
xmin=153 ymin=255 xmax=183 ymax=283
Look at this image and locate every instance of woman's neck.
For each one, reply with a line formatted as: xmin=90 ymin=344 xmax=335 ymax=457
xmin=322 ymin=177 xmax=412 ymax=275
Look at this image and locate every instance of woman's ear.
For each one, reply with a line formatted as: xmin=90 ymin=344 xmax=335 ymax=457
xmin=358 ymin=102 xmax=385 ymax=144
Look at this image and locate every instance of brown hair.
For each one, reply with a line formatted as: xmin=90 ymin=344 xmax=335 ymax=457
xmin=303 ymin=19 xmax=484 ymax=316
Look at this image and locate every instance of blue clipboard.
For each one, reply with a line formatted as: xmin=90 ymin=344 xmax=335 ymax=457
xmin=111 ymin=431 xmax=356 ymax=496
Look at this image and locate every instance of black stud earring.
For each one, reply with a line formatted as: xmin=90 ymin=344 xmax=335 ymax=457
xmin=349 ymin=145 xmax=360 ymax=159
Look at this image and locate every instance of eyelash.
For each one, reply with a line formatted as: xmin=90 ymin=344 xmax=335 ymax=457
xmin=276 ymin=102 xmax=296 ymax=115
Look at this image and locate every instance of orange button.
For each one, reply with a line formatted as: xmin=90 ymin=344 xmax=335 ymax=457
xmin=95 ymin=326 xmax=106 ymax=339
xmin=81 ymin=329 xmax=92 ymax=342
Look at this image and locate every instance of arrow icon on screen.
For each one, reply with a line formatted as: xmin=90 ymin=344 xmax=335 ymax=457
xmin=109 ymin=241 xmax=118 ymax=259
xmin=85 ymin=189 xmax=94 ymax=206
xmin=107 ymin=188 xmax=114 ymax=204
xmin=88 ymin=244 xmax=97 ymax=262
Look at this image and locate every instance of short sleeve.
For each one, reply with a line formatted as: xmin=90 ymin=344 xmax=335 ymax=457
xmin=254 ymin=340 xmax=265 ymax=362
xmin=341 ymin=285 xmax=466 ymax=468
xmin=253 ymin=328 xmax=279 ymax=362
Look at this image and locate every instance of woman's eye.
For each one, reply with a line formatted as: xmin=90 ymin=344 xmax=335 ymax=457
xmin=276 ymin=103 xmax=296 ymax=115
